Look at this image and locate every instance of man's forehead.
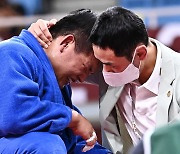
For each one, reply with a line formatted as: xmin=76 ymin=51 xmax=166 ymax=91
xmin=94 ymin=49 xmax=115 ymax=63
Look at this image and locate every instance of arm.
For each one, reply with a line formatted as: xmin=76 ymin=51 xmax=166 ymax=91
xmin=69 ymin=110 xmax=97 ymax=148
xmin=72 ymin=103 xmax=111 ymax=152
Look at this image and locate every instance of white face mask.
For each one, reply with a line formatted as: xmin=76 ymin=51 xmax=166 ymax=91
xmin=103 ymin=51 xmax=140 ymax=87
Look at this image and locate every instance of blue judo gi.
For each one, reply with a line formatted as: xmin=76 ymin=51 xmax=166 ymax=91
xmin=0 ymin=30 xmax=111 ymax=154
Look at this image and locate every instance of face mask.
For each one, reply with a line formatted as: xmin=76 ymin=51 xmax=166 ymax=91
xmin=103 ymin=51 xmax=140 ymax=87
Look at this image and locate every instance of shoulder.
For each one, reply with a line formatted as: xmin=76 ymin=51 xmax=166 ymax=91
xmin=0 ymin=37 xmax=31 ymax=55
xmin=0 ymin=36 xmax=38 ymax=62
xmin=0 ymin=38 xmax=42 ymax=77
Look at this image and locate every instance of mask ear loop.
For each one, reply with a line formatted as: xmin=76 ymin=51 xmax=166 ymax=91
xmin=131 ymin=49 xmax=137 ymax=64
xmin=131 ymin=49 xmax=141 ymax=70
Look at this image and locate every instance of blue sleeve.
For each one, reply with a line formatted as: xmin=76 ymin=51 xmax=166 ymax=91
xmin=0 ymin=41 xmax=72 ymax=136
xmin=74 ymin=136 xmax=112 ymax=154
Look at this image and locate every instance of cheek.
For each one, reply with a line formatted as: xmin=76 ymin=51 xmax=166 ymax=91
xmin=75 ymin=66 xmax=87 ymax=77
xmin=75 ymin=66 xmax=85 ymax=74
xmin=103 ymin=65 xmax=111 ymax=72
xmin=66 ymin=65 xmax=83 ymax=75
xmin=114 ymin=65 xmax=124 ymax=72
xmin=113 ymin=66 xmax=126 ymax=72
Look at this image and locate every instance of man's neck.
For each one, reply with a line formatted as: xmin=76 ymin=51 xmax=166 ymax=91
xmin=139 ymin=41 xmax=157 ymax=84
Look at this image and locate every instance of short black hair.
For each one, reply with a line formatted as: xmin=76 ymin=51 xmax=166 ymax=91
xmin=49 ymin=9 xmax=97 ymax=55
xmin=90 ymin=6 xmax=148 ymax=60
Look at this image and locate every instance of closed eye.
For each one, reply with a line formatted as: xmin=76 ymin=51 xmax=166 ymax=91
xmin=89 ymin=67 xmax=94 ymax=74
xmin=102 ymin=62 xmax=112 ymax=66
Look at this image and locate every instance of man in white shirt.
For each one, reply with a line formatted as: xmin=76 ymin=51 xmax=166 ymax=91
xmin=29 ymin=6 xmax=180 ymax=154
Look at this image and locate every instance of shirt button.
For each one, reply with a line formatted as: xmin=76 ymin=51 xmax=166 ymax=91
xmin=167 ymin=91 xmax=171 ymax=97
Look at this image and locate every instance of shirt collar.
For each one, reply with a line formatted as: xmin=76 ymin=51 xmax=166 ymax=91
xmin=141 ymin=38 xmax=162 ymax=95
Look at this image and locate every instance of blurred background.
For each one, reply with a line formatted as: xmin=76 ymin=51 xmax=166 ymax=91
xmin=1 ymin=0 xmax=180 ymax=144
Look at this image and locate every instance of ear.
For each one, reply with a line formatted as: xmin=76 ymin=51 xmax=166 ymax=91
xmin=135 ymin=45 xmax=147 ymax=60
xmin=59 ymin=34 xmax=75 ymax=52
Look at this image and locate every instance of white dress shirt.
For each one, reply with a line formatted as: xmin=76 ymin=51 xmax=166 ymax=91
xmin=117 ymin=40 xmax=162 ymax=145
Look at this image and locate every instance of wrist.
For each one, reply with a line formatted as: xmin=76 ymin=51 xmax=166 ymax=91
xmin=68 ymin=110 xmax=80 ymax=128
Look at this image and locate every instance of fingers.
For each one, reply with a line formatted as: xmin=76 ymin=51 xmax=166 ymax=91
xmin=48 ymin=19 xmax=57 ymax=28
xmin=28 ymin=19 xmax=55 ymax=48
xmin=86 ymin=131 xmax=97 ymax=143
xmin=34 ymin=19 xmax=52 ymax=47
xmin=82 ymin=131 xmax=97 ymax=152
xmin=28 ymin=23 xmax=48 ymax=48
xmin=82 ymin=145 xmax=95 ymax=152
